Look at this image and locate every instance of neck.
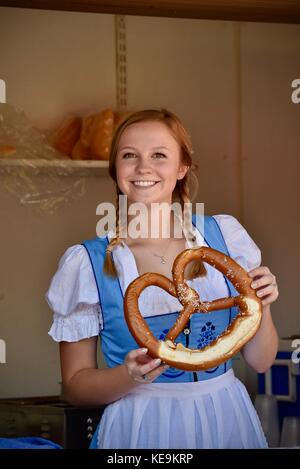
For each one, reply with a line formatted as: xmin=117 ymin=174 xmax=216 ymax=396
xmin=124 ymin=203 xmax=184 ymax=243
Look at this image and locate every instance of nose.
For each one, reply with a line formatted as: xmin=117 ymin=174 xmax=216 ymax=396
xmin=135 ymin=157 xmax=152 ymax=174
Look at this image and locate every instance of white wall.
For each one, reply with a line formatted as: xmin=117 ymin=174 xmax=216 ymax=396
xmin=0 ymin=7 xmax=299 ymax=398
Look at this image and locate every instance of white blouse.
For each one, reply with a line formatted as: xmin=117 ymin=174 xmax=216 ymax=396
xmin=46 ymin=214 xmax=261 ymax=342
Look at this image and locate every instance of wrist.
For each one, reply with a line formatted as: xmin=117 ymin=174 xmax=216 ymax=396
xmin=262 ymin=303 xmax=271 ymax=316
xmin=120 ymin=363 xmax=139 ymax=387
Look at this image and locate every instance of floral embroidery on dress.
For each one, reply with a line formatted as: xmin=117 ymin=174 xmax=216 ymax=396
xmin=197 ymin=321 xmax=217 ymax=349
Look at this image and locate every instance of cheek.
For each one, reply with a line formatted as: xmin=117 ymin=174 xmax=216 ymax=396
xmin=115 ymin=164 xmax=133 ymax=194
xmin=115 ymin=161 xmax=126 ymax=180
xmin=166 ymin=166 xmax=182 ymax=182
xmin=116 ymin=173 xmax=126 ymax=191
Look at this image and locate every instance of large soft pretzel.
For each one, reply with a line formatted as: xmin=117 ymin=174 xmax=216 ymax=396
xmin=124 ymin=247 xmax=262 ymax=371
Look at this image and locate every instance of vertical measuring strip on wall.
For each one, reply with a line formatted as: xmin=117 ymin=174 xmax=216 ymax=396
xmin=233 ymin=22 xmax=244 ymax=225
xmin=115 ymin=15 xmax=127 ymax=111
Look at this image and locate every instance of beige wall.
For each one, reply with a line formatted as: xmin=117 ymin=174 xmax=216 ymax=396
xmin=0 ymin=7 xmax=116 ymax=130
xmin=0 ymin=7 xmax=299 ymax=398
xmin=241 ymin=22 xmax=300 ymax=337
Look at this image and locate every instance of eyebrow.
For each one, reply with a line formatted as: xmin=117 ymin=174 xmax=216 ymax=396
xmin=119 ymin=146 xmax=170 ymax=151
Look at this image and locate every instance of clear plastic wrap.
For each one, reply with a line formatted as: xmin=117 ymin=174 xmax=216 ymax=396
xmin=0 ymin=103 xmax=103 ymax=214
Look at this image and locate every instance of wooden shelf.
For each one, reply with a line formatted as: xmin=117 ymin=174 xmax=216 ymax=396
xmin=1 ymin=0 xmax=300 ymax=24
xmin=0 ymin=158 xmax=109 ymax=177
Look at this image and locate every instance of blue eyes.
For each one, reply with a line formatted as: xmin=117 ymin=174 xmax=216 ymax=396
xmin=122 ymin=152 xmax=166 ymax=159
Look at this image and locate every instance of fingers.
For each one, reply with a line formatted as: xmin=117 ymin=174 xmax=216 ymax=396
xmin=124 ymin=348 xmax=149 ymax=381
xmin=251 ymin=273 xmax=275 ymax=290
xmin=137 ymin=358 xmax=170 ymax=383
xmin=249 ymin=266 xmax=271 ymax=278
xmin=249 ymin=266 xmax=277 ymax=290
xmin=140 ymin=358 xmax=162 ymax=376
xmin=144 ymin=363 xmax=170 ymax=383
xmin=255 ymin=284 xmax=277 ymax=298
xmin=125 ymin=348 xmax=169 ymax=384
xmin=126 ymin=348 xmax=148 ymax=361
xmin=248 ymin=266 xmax=279 ymax=307
xmin=260 ymin=290 xmax=279 ymax=306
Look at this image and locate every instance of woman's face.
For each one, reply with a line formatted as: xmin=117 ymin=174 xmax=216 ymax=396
xmin=115 ymin=121 xmax=188 ymax=206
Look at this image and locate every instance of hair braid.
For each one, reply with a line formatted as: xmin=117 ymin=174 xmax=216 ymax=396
xmin=103 ymin=186 xmax=124 ymax=276
xmin=178 ymin=176 xmax=207 ymax=279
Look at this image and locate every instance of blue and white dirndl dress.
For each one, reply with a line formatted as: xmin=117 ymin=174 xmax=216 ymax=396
xmin=47 ymin=215 xmax=268 ymax=449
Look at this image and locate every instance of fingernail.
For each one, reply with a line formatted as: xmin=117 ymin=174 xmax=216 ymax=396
xmin=154 ymin=358 xmax=161 ymax=365
xmin=140 ymin=348 xmax=148 ymax=353
xmin=252 ymin=282 xmax=257 ymax=288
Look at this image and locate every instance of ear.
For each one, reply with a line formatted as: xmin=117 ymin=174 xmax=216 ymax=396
xmin=177 ymin=164 xmax=189 ymax=181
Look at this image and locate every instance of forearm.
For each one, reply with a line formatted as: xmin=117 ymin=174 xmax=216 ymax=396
xmin=64 ymin=364 xmax=138 ymax=407
xmin=241 ymin=304 xmax=278 ymax=373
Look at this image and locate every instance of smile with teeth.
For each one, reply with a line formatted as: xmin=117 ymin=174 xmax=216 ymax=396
xmin=132 ymin=180 xmax=158 ymax=187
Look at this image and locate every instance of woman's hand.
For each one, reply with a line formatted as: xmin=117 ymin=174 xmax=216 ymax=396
xmin=124 ymin=348 xmax=169 ymax=384
xmin=249 ymin=266 xmax=279 ymax=307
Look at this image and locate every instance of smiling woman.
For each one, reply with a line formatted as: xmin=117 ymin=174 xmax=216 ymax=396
xmin=46 ymin=108 xmax=279 ymax=449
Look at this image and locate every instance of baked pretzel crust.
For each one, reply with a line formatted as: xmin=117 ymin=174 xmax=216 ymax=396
xmin=124 ymin=247 xmax=262 ymax=371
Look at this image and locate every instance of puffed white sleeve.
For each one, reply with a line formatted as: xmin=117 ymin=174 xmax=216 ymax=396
xmin=45 ymin=244 xmax=103 ymax=342
xmin=213 ymin=214 xmax=261 ymax=271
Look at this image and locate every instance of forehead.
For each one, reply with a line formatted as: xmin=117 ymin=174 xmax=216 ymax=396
xmin=117 ymin=121 xmax=179 ymax=150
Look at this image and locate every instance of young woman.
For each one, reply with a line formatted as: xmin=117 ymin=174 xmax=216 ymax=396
xmin=46 ymin=109 xmax=278 ymax=448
